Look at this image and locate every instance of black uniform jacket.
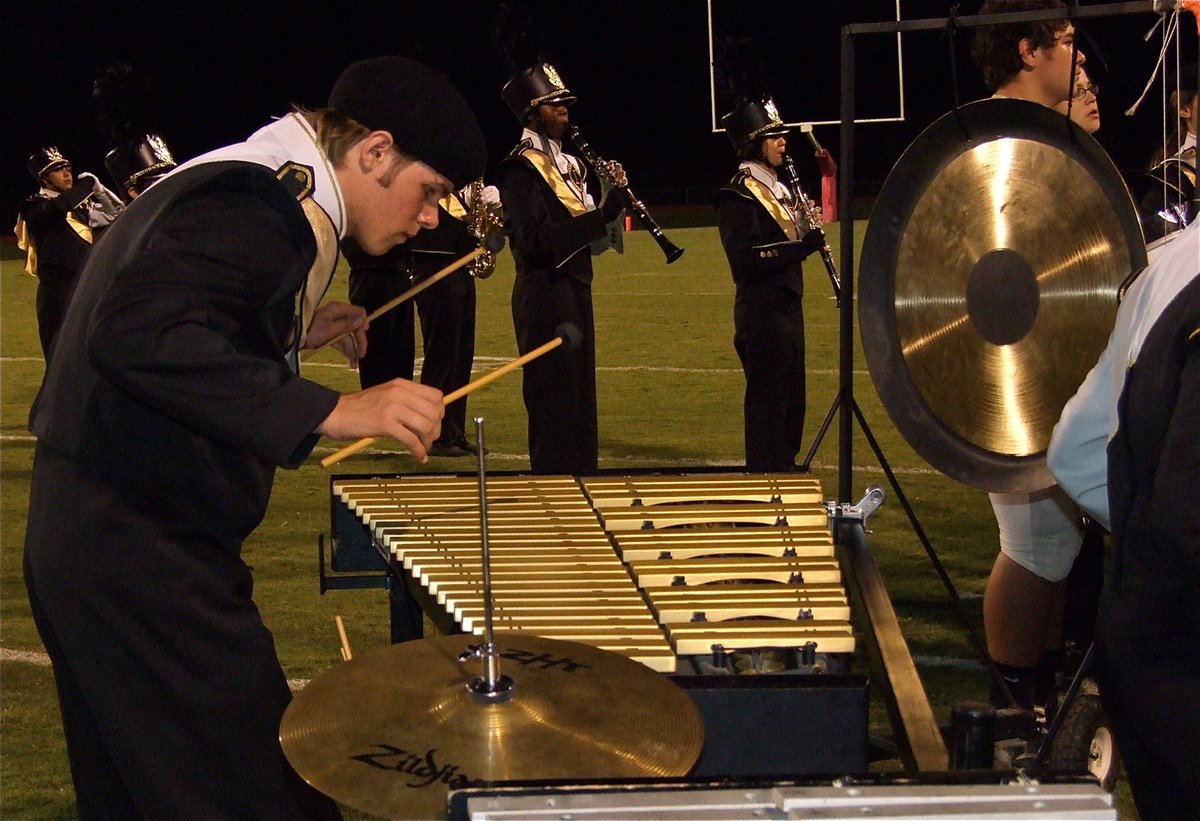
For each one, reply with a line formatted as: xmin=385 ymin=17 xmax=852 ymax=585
xmin=1103 ymin=271 xmax=1200 ymax=649
xmin=19 ymin=183 xmax=96 ymax=284
xmin=500 ymin=140 xmax=610 ymax=286
xmin=29 ymin=161 xmax=339 ymax=550
xmin=715 ymin=168 xmax=805 ymax=297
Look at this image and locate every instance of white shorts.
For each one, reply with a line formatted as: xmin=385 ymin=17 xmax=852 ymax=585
xmin=989 ymin=485 xmax=1083 ymax=582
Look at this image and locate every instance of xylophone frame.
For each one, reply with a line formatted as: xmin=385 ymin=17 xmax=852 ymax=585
xmin=318 ymin=466 xmax=945 ymax=775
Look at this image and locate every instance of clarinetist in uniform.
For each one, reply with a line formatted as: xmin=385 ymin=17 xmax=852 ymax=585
xmin=499 ymin=62 xmax=627 ymax=474
xmin=715 ymin=98 xmax=823 ymax=471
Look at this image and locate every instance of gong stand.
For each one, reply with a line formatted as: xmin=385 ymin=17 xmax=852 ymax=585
xmin=811 ymin=0 xmax=1168 ymax=771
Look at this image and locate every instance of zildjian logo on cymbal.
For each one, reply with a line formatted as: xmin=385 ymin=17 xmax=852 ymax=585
xmin=350 ymin=744 xmax=479 ymax=790
xmin=500 ymin=648 xmax=592 ymax=673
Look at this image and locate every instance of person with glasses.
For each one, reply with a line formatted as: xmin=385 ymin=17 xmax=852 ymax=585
xmin=970 ymin=0 xmax=1091 ymax=713
xmin=1055 ymin=68 xmax=1100 ymax=134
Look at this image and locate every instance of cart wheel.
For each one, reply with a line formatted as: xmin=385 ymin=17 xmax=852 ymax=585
xmin=1048 ymin=692 xmax=1120 ymax=791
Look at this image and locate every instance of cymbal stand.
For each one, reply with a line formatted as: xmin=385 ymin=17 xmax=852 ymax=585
xmin=459 ymin=416 xmax=515 ymax=702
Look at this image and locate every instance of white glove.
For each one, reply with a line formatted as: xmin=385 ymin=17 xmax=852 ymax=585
xmin=462 ymin=184 xmax=502 ymax=209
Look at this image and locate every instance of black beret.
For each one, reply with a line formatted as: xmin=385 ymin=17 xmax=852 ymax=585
xmin=329 ymin=56 xmax=486 ymax=190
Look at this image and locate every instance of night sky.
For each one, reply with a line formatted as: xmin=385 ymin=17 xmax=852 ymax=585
xmin=3 ymin=1 xmax=1193 ymax=233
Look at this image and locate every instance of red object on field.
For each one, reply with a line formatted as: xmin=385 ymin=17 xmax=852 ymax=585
xmin=814 ymin=148 xmax=838 ymax=224
xmin=625 ymin=214 xmax=632 ymax=231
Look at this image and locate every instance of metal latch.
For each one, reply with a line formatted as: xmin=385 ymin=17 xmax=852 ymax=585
xmin=823 ymin=485 xmax=886 ymax=531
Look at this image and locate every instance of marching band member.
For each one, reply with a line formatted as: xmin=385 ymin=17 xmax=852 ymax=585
xmin=15 ymin=146 xmax=124 ymax=360
xmin=412 ymin=181 xmax=502 ymax=456
xmin=714 ymin=48 xmax=824 ymax=472
xmin=23 ymin=57 xmax=485 ymax=818
xmin=498 ymin=62 xmax=627 ymax=474
xmin=345 ymin=181 xmax=501 ymax=457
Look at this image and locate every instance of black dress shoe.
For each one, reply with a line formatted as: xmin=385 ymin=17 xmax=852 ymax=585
xmin=428 ymin=440 xmax=472 ymax=457
xmin=457 ymin=439 xmax=489 ymax=456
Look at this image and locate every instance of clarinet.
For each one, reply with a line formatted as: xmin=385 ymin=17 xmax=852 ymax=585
xmin=564 ymin=124 xmax=684 ymax=264
xmin=781 ymin=154 xmax=842 ymax=305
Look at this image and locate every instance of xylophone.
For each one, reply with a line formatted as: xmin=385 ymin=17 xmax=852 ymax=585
xmin=328 ymin=471 xmax=855 ymax=676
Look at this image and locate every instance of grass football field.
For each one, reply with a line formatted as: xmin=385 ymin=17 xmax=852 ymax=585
xmin=0 ymin=225 xmax=1134 ymax=817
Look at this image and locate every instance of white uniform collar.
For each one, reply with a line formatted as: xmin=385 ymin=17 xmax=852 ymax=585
xmin=741 ymin=160 xmax=787 ymax=198
xmin=1180 ymin=131 xmax=1197 ymax=158
xmin=173 ymin=113 xmax=347 ymax=238
xmin=523 ymin=126 xmax=565 ymax=159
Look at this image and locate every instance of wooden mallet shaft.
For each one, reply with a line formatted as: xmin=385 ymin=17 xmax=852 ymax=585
xmin=319 ymin=330 xmax=573 ymax=469
xmin=304 ymin=247 xmax=484 ymax=358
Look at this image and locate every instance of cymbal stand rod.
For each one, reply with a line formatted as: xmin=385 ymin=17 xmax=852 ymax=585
xmin=475 ymin=416 xmax=498 ymax=665
xmin=463 ymin=416 xmax=514 ymax=701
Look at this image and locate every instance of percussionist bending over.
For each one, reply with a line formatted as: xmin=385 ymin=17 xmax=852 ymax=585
xmin=23 ymin=57 xmax=486 ymax=818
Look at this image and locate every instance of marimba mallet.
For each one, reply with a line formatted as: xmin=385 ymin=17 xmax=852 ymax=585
xmin=319 ymin=323 xmax=581 ymax=468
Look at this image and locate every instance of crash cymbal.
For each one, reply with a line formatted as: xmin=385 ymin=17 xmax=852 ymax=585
xmin=860 ymin=98 xmax=1146 ymax=493
xmin=281 ymin=633 xmax=704 ymax=819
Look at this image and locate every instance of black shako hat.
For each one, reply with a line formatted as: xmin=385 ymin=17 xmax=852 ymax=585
xmin=105 ymin=134 xmax=176 ymax=194
xmin=328 ymin=56 xmax=486 ymax=190
xmin=501 ymin=63 xmax=576 ymax=122
xmin=721 ymin=98 xmax=788 ymax=150
xmin=27 ymin=146 xmax=71 ymax=181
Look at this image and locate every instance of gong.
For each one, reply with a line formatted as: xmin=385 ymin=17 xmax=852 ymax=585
xmin=859 ymin=98 xmax=1146 ymax=493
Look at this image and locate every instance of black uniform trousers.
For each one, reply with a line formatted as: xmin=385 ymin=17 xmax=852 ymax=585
xmin=348 ymin=259 xmax=416 ymax=388
xmin=35 ymin=269 xmax=79 ymax=360
xmin=512 ymin=269 xmax=598 ymax=475
xmin=734 ymin=284 xmax=805 ymax=471
xmin=25 ymin=446 xmax=337 ymax=820
xmin=415 ymin=266 xmax=476 ymax=445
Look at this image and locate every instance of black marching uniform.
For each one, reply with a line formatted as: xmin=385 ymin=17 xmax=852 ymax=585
xmin=22 ymin=58 xmax=486 ymax=819
xmin=1099 ymin=266 xmax=1200 ymax=818
xmin=716 ymin=164 xmax=817 ymax=471
xmin=501 ymin=132 xmax=619 ymax=474
xmin=24 ymin=158 xmax=341 ymax=819
xmin=17 ymin=159 xmax=123 ymax=359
